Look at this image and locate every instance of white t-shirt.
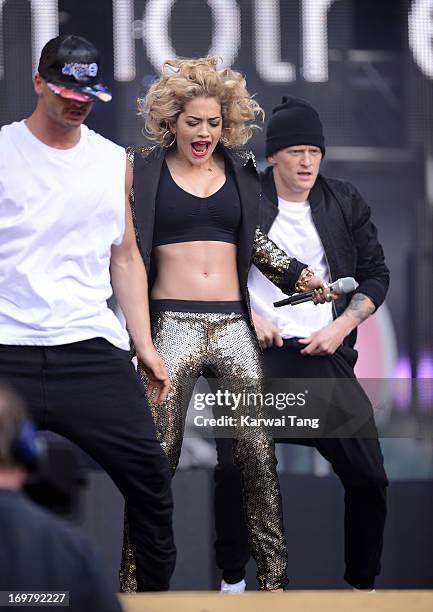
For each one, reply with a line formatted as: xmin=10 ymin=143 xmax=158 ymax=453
xmin=248 ymin=196 xmax=333 ymax=338
xmin=0 ymin=120 xmax=130 ymax=350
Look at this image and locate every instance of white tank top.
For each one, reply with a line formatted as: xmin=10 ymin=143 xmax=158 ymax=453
xmin=248 ymin=196 xmax=333 ymax=339
xmin=0 ymin=120 xmax=130 ymax=350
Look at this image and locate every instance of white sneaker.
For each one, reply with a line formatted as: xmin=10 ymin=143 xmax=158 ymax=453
xmin=352 ymin=587 xmax=376 ymax=593
xmin=221 ymin=579 xmax=246 ymax=593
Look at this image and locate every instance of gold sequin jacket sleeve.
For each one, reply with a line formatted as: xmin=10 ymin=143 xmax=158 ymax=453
xmin=251 ymin=227 xmax=308 ymax=295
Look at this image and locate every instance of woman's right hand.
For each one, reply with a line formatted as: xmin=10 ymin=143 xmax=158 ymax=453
xmin=137 ymin=345 xmax=171 ymax=404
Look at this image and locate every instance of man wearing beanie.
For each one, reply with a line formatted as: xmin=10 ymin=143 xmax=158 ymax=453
xmin=215 ymin=96 xmax=389 ymax=592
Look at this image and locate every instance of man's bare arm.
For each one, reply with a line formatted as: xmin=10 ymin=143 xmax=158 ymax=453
xmin=340 ymin=293 xmax=376 ymax=327
xmin=110 ymin=160 xmax=170 ymax=402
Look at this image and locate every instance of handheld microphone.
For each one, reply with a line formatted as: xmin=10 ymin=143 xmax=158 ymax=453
xmin=273 ymin=277 xmax=359 ymax=308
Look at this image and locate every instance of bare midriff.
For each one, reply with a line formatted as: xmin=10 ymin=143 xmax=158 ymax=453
xmin=151 ymin=241 xmax=242 ymax=301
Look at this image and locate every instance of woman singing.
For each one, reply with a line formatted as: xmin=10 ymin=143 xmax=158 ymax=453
xmin=120 ymin=57 xmax=327 ymax=592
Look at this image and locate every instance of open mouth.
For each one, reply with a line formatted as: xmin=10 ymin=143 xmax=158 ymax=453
xmin=65 ymin=108 xmax=86 ymax=119
xmin=191 ymin=141 xmax=211 ymax=157
xmin=298 ymin=171 xmax=312 ymax=179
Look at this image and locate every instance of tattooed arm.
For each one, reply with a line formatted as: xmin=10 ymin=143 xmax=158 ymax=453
xmin=339 ymin=293 xmax=376 ymax=328
xmin=298 ymin=182 xmax=388 ymax=356
xmin=298 ymin=293 xmax=375 ymax=356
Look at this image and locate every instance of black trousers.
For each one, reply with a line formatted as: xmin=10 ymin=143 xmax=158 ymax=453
xmin=215 ymin=339 xmax=388 ymax=590
xmin=0 ymin=339 xmax=175 ymax=591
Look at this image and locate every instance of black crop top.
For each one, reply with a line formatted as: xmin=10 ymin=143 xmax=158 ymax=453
xmin=153 ymin=161 xmax=241 ymax=247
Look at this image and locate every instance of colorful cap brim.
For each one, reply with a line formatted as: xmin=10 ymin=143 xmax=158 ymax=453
xmin=47 ymin=81 xmax=112 ymax=103
xmin=47 ymin=83 xmax=91 ymax=102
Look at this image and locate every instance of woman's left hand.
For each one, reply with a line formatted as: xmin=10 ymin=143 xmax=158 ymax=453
xmin=305 ymin=275 xmax=336 ymax=305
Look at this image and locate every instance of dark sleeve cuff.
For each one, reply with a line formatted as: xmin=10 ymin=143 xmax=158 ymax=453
xmin=281 ymin=259 xmax=308 ymax=294
xmin=355 ymin=278 xmax=389 ymax=310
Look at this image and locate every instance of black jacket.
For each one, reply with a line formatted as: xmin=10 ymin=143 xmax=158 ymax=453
xmin=259 ymin=166 xmax=390 ymax=348
xmin=0 ymin=490 xmax=121 ymax=612
xmin=128 ymin=145 xmax=306 ymax=327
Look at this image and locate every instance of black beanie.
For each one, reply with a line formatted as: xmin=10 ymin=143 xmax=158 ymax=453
xmin=265 ymin=96 xmax=325 ymax=158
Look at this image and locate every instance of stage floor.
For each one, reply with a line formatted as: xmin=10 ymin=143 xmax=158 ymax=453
xmin=120 ymin=590 xmax=433 ymax=612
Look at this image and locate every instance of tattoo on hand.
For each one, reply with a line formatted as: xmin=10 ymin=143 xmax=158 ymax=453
xmin=345 ymin=293 xmax=375 ymax=323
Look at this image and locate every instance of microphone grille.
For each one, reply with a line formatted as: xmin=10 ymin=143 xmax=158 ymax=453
xmin=332 ymin=277 xmax=359 ymax=293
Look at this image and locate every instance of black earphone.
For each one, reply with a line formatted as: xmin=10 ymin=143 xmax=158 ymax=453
xmin=13 ymin=419 xmax=44 ymax=471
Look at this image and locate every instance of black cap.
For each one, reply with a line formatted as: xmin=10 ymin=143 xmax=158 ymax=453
xmin=266 ymin=96 xmax=325 ymax=157
xmin=38 ymin=34 xmax=112 ymax=103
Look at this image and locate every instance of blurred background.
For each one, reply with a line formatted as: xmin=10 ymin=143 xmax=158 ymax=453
xmin=2 ymin=0 xmax=432 ymax=591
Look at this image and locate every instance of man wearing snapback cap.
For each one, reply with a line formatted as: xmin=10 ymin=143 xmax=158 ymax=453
xmin=0 ymin=35 xmax=175 ymax=591
xmin=215 ymin=97 xmax=390 ymax=592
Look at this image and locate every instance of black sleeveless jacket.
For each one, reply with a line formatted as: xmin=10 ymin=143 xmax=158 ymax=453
xmin=127 ymin=144 xmax=306 ymax=328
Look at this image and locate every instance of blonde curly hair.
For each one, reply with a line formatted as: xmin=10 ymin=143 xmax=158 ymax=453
xmin=138 ymin=56 xmax=264 ymax=147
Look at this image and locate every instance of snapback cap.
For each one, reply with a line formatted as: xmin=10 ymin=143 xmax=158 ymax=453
xmin=38 ymin=34 xmax=112 ymax=103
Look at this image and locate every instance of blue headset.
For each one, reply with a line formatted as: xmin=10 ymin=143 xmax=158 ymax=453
xmin=13 ymin=419 xmax=43 ymax=471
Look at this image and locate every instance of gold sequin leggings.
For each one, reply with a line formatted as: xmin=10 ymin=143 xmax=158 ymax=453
xmin=120 ymin=300 xmax=288 ymax=591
